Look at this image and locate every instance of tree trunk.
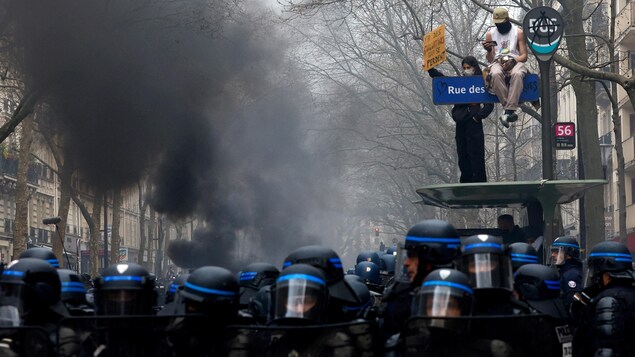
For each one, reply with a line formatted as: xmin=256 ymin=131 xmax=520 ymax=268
xmin=89 ymin=188 xmax=103 ymax=277
xmin=12 ymin=113 xmax=34 ymax=259
xmin=109 ymin=188 xmax=122 ymax=264
xmin=560 ymin=0 xmax=604 ymax=250
xmin=147 ymin=209 xmax=156 ymax=271
xmin=138 ymin=180 xmax=148 ymax=266
xmin=55 ymin=162 xmax=73 ymax=268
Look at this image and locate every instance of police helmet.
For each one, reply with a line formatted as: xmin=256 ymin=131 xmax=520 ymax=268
xmin=514 ymin=264 xmax=567 ymax=319
xmin=238 ymin=262 xmax=279 ymax=306
xmin=0 ymin=258 xmax=65 ymax=325
xmin=404 ymin=220 xmax=461 ymax=265
xmin=356 ymin=251 xmax=381 ymax=266
xmin=380 ymin=254 xmax=396 ymax=274
xmin=165 ymin=273 xmax=189 ymax=304
xmin=585 ymin=241 xmax=635 ymax=287
xmin=342 ymin=275 xmax=372 ymax=319
xmin=248 ymin=285 xmax=273 ymax=325
xmin=94 ymin=263 xmax=155 ymax=315
xmin=386 ymin=245 xmax=397 ymax=256
xmin=412 ymin=268 xmax=473 ymax=330
xmin=354 ymin=261 xmax=381 ymax=286
xmin=509 ymin=242 xmax=538 ymax=271
xmin=19 ymin=247 xmax=60 ymax=268
xmin=58 ymin=269 xmax=88 ymax=304
xmin=458 ymin=235 xmax=513 ymax=291
xmin=283 ymin=246 xmax=359 ymax=304
xmin=180 ymin=266 xmax=238 ymax=314
xmin=273 ymin=264 xmax=329 ymax=325
xmin=550 ymin=236 xmax=580 ymax=266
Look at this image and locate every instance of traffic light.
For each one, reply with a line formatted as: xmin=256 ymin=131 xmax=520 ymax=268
xmin=374 ymin=227 xmax=380 ymax=237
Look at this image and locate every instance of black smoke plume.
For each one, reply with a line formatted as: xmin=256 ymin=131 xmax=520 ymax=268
xmin=12 ymin=0 xmax=341 ymax=270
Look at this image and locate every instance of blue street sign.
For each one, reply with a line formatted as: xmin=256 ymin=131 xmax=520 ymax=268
xmin=432 ymin=74 xmax=539 ymax=105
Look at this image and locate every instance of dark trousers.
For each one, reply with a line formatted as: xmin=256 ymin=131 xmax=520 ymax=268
xmin=456 ymin=119 xmax=486 ymax=183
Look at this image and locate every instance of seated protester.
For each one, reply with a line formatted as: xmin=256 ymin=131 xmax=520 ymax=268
xmin=282 ymin=245 xmax=362 ymax=323
xmin=238 ymin=262 xmax=279 ymax=310
xmin=271 ymin=264 xmax=329 ymax=326
xmin=458 ymin=234 xmax=530 ymax=316
xmin=508 ymin=242 xmax=539 ymax=273
xmin=167 ymin=266 xmax=239 ymax=356
xmin=58 ymin=269 xmax=94 ymax=316
xmin=354 ymin=261 xmax=383 ymax=294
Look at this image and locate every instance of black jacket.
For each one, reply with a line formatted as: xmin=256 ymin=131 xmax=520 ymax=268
xmin=428 ymin=68 xmax=494 ymax=123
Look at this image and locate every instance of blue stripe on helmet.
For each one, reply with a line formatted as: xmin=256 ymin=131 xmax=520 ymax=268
xmin=240 ymin=272 xmax=258 ymax=281
xmin=333 ymin=264 xmax=343 ymax=268
xmin=2 ymin=270 xmax=24 ymax=277
xmin=616 ymin=258 xmax=633 ymax=262
xmin=277 ymin=273 xmax=326 ymax=286
xmin=329 ymin=258 xmax=341 ymax=263
xmin=589 ymin=252 xmax=633 ymax=261
xmin=422 ymin=280 xmax=473 ymax=295
xmin=406 ymin=236 xmax=461 ymax=244
xmin=185 ymin=282 xmax=236 ymax=296
xmin=62 ymin=282 xmax=85 ymax=288
xmin=168 ymin=284 xmax=178 ymax=293
xmin=62 ymin=287 xmax=86 ymax=293
xmin=46 ymin=259 xmax=60 ymax=267
xmin=553 ymin=242 xmax=579 ymax=249
xmin=511 ymin=253 xmax=538 ymax=260
xmin=448 ymin=244 xmax=461 ymax=249
xmin=464 ymin=243 xmax=502 ymax=251
xmin=282 ymin=261 xmax=292 ymax=267
xmin=544 ymin=280 xmax=560 ymax=285
xmin=103 ymin=276 xmax=143 ymax=282
xmin=511 ymin=257 xmax=539 ymax=263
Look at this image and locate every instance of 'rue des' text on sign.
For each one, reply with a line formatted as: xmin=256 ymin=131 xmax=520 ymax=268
xmin=432 ymin=74 xmax=539 ymax=104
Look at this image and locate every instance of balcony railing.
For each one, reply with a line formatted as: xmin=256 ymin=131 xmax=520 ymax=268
xmin=616 ymin=2 xmax=635 ymax=46
xmin=624 ymin=136 xmax=635 ymax=171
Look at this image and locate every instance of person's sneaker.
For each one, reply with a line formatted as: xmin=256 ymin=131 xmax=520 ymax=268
xmin=499 ymin=114 xmax=511 ymax=128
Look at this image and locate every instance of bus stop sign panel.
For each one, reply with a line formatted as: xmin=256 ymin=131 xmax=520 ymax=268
xmin=554 ymin=122 xmax=575 ymax=150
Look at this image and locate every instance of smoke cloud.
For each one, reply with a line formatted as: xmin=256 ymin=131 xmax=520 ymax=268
xmin=13 ymin=0 xmax=341 ymax=270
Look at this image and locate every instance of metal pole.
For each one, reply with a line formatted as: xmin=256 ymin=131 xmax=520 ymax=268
xmin=540 ymin=60 xmax=554 ymax=180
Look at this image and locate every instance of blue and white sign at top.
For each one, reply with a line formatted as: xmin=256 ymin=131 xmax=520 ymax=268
xmin=432 ymin=74 xmax=539 ymax=105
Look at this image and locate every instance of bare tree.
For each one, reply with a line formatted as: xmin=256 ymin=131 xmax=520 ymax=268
xmin=12 ymin=113 xmax=33 ymax=258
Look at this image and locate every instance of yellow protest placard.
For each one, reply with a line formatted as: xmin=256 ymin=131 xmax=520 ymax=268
xmin=423 ymin=25 xmax=446 ymax=70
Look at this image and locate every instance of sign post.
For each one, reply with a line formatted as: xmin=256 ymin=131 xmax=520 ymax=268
xmin=423 ymin=25 xmax=446 ymax=71
xmin=523 ymin=7 xmax=563 ymax=263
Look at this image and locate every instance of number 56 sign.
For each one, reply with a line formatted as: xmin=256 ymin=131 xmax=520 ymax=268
xmin=554 ymin=122 xmax=575 ymax=150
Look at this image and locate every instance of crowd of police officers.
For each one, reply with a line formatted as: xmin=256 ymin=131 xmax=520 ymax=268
xmin=0 ymin=219 xmax=634 ymax=356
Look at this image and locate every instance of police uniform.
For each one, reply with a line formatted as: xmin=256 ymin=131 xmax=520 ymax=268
xmin=558 ymin=259 xmax=582 ymax=312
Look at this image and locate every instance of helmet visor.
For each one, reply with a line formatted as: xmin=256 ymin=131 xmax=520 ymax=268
xmin=98 ymin=290 xmax=151 ymax=316
xmin=550 ymin=247 xmax=567 ymax=266
xmin=412 ymin=286 xmax=469 ymax=318
xmin=394 ymin=243 xmax=411 ymax=283
xmin=274 ymin=278 xmax=327 ymax=323
xmin=460 ymin=253 xmax=512 ymax=290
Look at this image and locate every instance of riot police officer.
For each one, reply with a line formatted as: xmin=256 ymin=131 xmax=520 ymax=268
xmin=167 ymin=266 xmax=239 ymax=356
xmin=164 ymin=273 xmax=189 ymax=305
xmin=282 ymin=245 xmax=361 ymax=322
xmin=271 ymin=263 xmax=329 ymax=326
xmin=93 ymin=263 xmax=156 ymax=316
xmin=458 ymin=234 xmax=529 ymax=316
xmin=550 ymin=236 xmax=583 ymax=312
xmin=58 ymin=268 xmax=94 ymax=316
xmin=354 ymin=261 xmax=383 ymax=293
xmin=573 ymin=241 xmax=635 ymax=356
xmin=508 ymin=242 xmax=538 ymax=272
xmin=380 ymin=219 xmax=461 ymax=341
xmin=238 ymin=262 xmax=279 ymax=309
xmin=0 ymin=258 xmax=73 ymax=355
xmin=379 ymin=253 xmax=396 ymax=287
xmin=356 ymin=251 xmax=382 ymax=267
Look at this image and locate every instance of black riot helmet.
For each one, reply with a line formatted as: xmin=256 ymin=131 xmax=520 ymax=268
xmin=58 ymin=269 xmax=88 ymax=304
xmin=354 ymin=261 xmax=381 ymax=286
xmin=386 ymin=245 xmax=397 ymax=256
xmin=509 ymin=242 xmax=538 ymax=272
xmin=19 ymin=247 xmax=60 ymax=268
xmin=397 ymin=220 xmax=461 ymax=286
xmin=458 ymin=235 xmax=513 ymax=292
xmin=283 ymin=245 xmax=359 ymax=304
xmin=585 ymin=241 xmax=635 ymax=288
xmin=341 ymin=275 xmax=373 ymax=320
xmin=180 ymin=266 xmax=238 ymax=319
xmin=356 ymin=251 xmax=381 ymax=267
xmin=0 ymin=258 xmax=65 ymax=326
xmin=380 ymin=254 xmax=396 ymax=274
xmin=94 ymin=263 xmax=155 ymax=316
xmin=165 ymin=273 xmax=189 ymax=304
xmin=550 ymin=236 xmax=580 ymax=266
xmin=238 ymin=262 xmax=279 ymax=306
xmin=248 ymin=285 xmax=274 ymax=325
xmin=273 ymin=264 xmax=329 ymax=325
xmin=412 ymin=268 xmax=473 ymax=331
xmin=514 ymin=264 xmax=567 ymax=319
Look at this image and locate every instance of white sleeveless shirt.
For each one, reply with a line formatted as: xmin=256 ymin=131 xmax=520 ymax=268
xmin=491 ymin=24 xmax=519 ymax=60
